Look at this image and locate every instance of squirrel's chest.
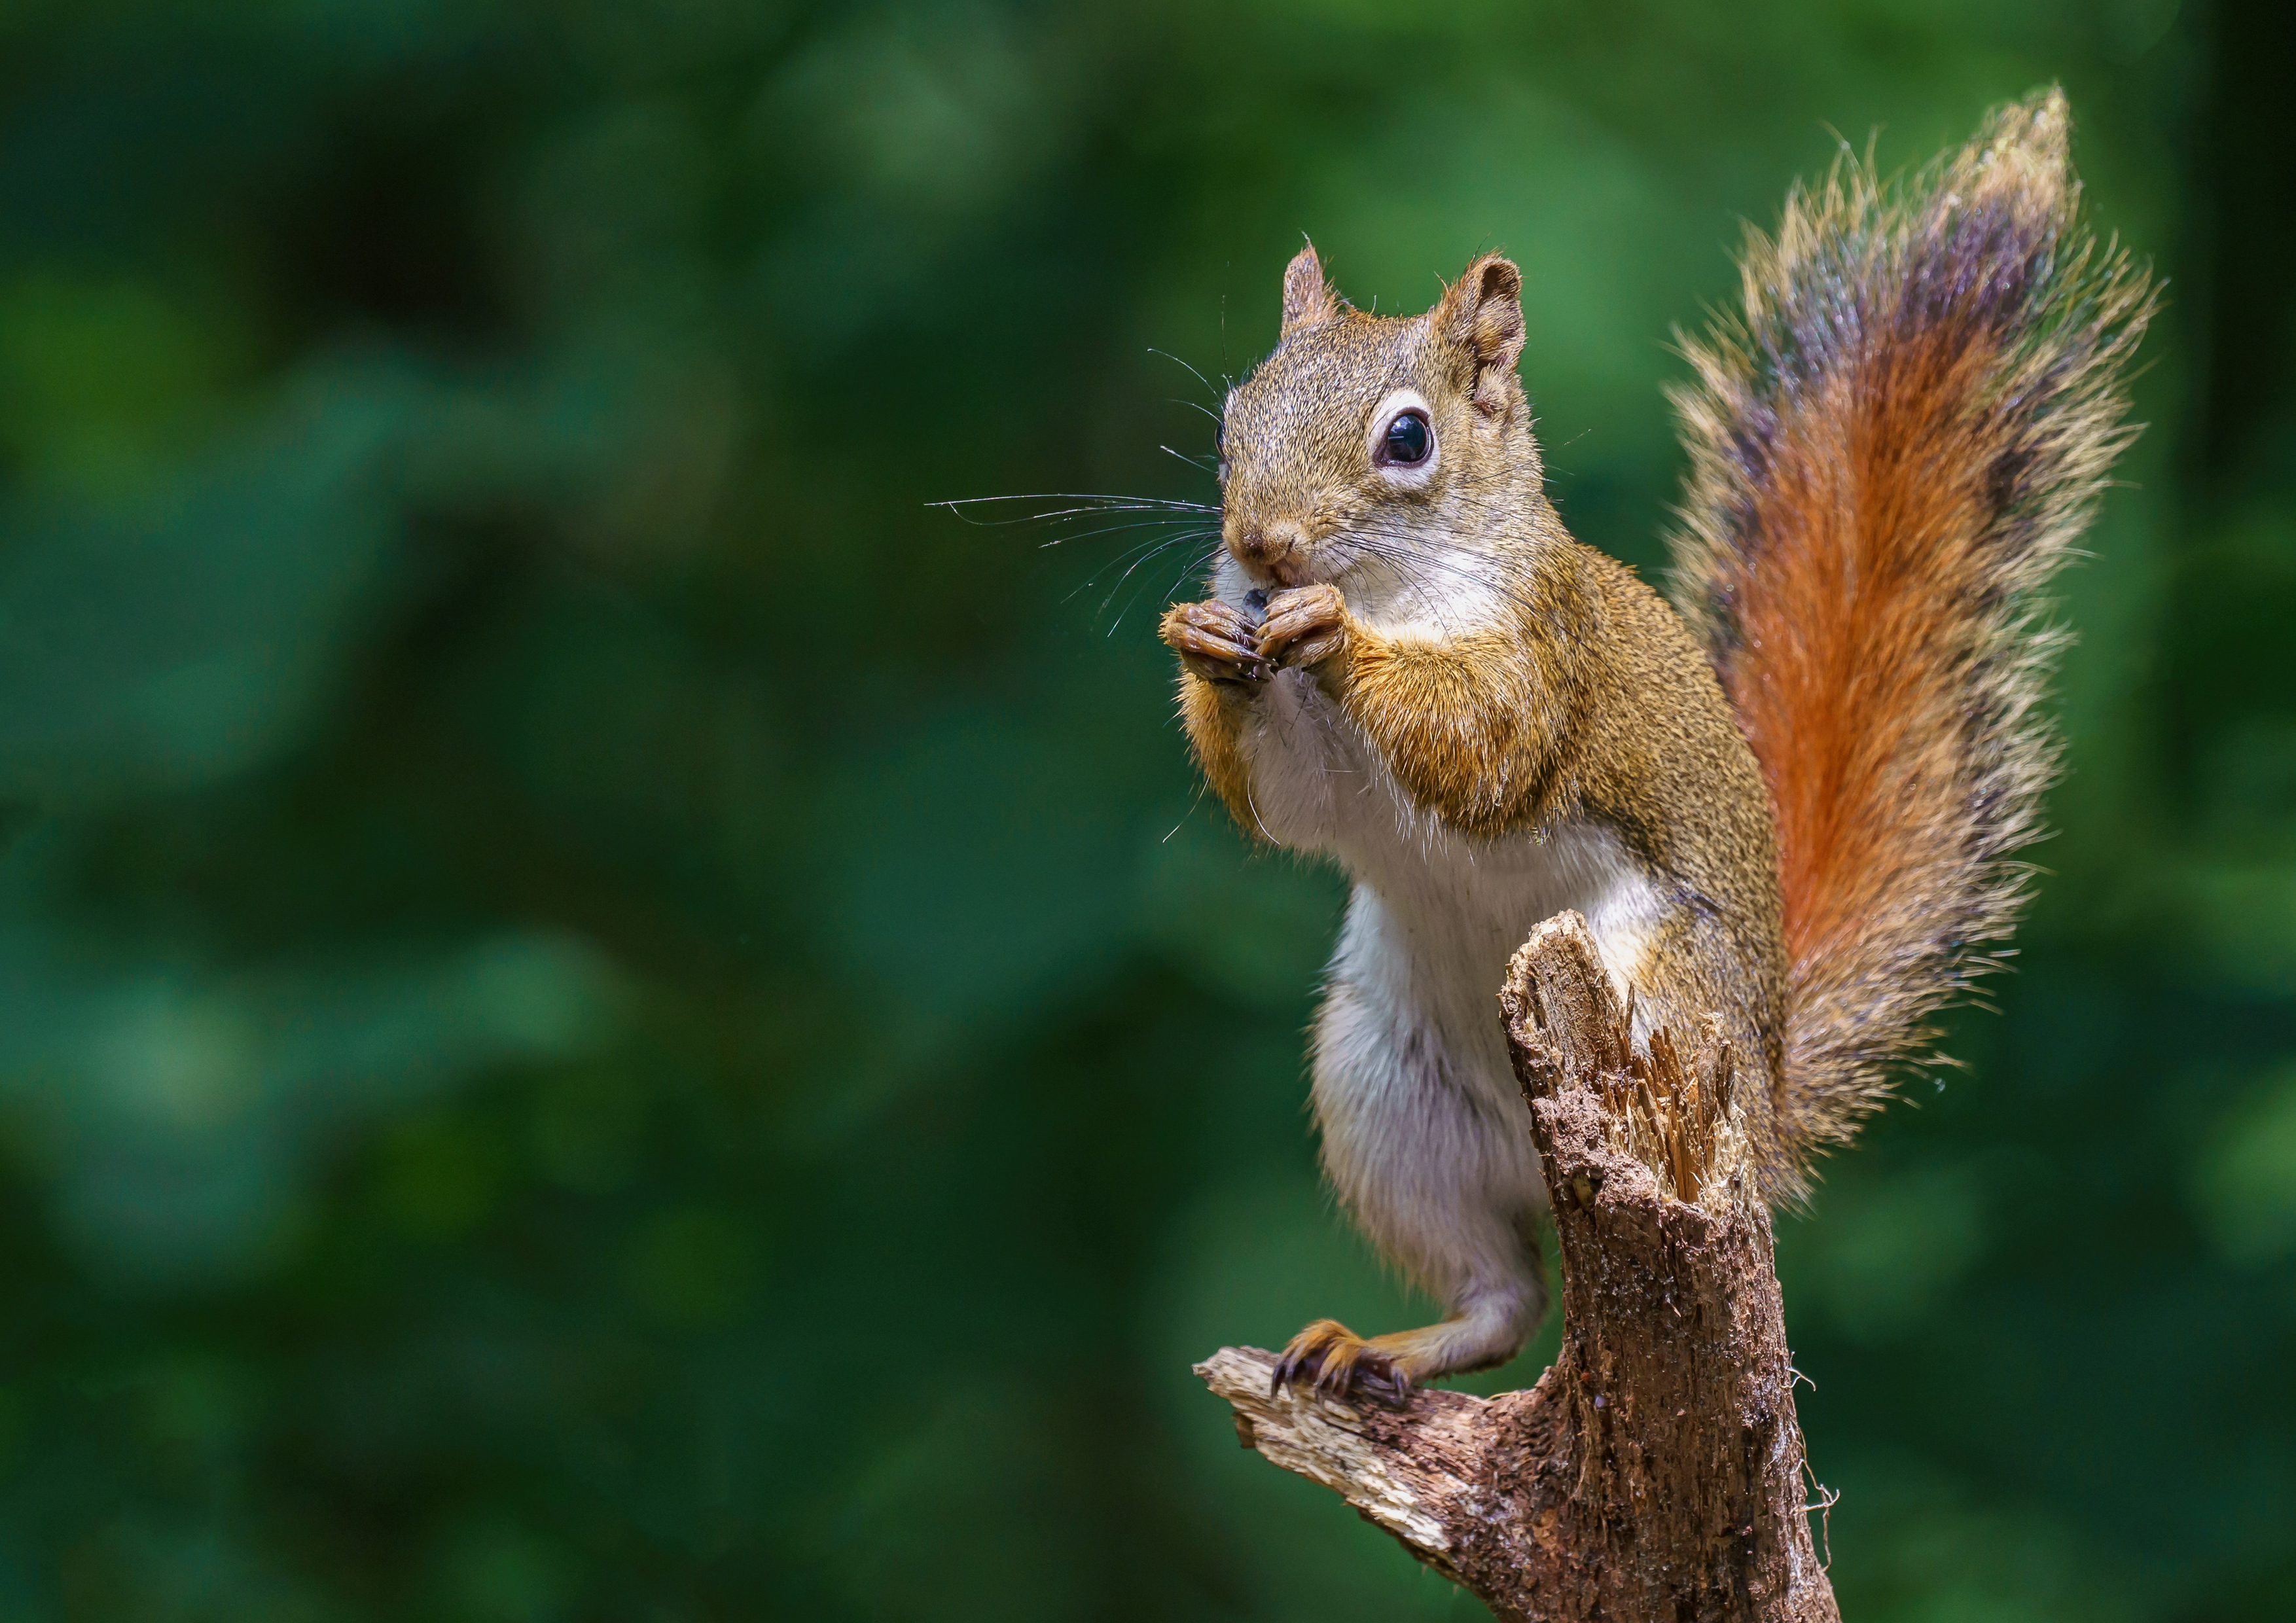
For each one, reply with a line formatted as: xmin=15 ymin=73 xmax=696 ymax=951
xmin=1238 ymin=670 xmax=1665 ymax=1014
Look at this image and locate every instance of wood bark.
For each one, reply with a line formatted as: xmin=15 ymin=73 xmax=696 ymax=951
xmin=1196 ymin=911 xmax=1839 ymax=1622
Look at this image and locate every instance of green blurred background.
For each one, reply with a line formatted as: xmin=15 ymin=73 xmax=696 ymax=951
xmin=0 ymin=1 xmax=2289 ymax=1618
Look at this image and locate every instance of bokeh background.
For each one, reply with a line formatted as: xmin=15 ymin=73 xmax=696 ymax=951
xmin=0 ymin=1 xmax=2289 ymax=1618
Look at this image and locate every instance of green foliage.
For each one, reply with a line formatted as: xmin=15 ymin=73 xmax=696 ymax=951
xmin=0 ymin=1 xmax=2285 ymax=1617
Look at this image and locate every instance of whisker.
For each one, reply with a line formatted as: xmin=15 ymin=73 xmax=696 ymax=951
xmin=1147 ymin=348 xmax=1223 ymax=402
xmin=1345 ymin=527 xmax=1547 ymax=628
xmin=933 ymin=492 xmax=1217 ymax=508
xmin=1109 ymin=538 xmax=1225 ymax=634
xmin=1071 ymin=544 xmax=1213 ymax=615
xmin=1032 ymin=516 xmax=1229 ymax=551
xmin=949 ymin=506 xmax=1219 ymax=537
xmin=1094 ymin=529 xmax=1221 ymax=621
xmin=1064 ymin=535 xmax=1223 ymax=593
xmin=1160 ymin=543 xmax=1225 ymax=612
xmin=1064 ymin=531 xmax=1222 ymax=603
xmin=931 ymin=492 xmax=1217 ymax=527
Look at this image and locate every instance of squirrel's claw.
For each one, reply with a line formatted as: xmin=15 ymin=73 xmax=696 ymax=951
xmin=1270 ymin=1318 xmax=1413 ymax=1409
xmin=1160 ymin=599 xmax=1268 ymax=685
xmin=1256 ymin=583 xmax=1350 ymax=669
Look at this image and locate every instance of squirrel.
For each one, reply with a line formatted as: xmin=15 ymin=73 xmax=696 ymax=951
xmin=1157 ymin=90 xmax=2154 ymax=1405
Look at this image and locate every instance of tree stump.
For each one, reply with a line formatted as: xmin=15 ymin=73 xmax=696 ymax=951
xmin=1196 ymin=910 xmax=1839 ymax=1622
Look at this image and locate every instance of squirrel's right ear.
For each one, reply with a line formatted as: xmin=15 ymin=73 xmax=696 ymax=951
xmin=1280 ymin=241 xmax=1342 ymax=336
xmin=1434 ymin=254 xmax=1526 ymax=419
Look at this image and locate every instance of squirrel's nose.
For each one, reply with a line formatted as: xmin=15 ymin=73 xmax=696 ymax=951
xmin=1228 ymin=518 xmax=1310 ymax=582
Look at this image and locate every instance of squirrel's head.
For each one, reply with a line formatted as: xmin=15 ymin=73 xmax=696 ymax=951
xmin=1216 ymin=242 xmax=1545 ymax=593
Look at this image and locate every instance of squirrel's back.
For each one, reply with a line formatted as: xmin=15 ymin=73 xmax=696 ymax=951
xmin=1668 ymin=89 xmax=2157 ymax=1198
xmin=1567 ymin=545 xmax=1787 ymax=1078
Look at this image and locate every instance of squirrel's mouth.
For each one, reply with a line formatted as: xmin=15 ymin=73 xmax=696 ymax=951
xmin=1223 ymin=523 xmax=1323 ymax=590
xmin=1251 ymin=554 xmax=1316 ymax=590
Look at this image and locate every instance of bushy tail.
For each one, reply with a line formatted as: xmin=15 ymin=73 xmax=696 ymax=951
xmin=1666 ymin=90 xmax=2156 ymax=1194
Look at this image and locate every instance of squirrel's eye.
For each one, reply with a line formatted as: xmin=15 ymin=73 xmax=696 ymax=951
xmin=1381 ymin=410 xmax=1431 ymax=467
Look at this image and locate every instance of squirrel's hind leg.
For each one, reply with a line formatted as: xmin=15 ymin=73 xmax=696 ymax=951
xmin=1281 ymin=968 xmax=1550 ymax=1404
xmin=1270 ymin=1290 xmax=1543 ymax=1408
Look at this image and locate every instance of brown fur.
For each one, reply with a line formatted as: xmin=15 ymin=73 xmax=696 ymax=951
xmin=1173 ymin=669 xmax=1257 ymax=829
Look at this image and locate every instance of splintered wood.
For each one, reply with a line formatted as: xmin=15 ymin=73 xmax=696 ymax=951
xmin=1500 ymin=916 xmax=1757 ymax=1215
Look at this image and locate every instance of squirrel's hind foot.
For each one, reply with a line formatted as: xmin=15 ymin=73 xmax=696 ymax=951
xmin=1270 ymin=1319 xmax=1412 ymax=1409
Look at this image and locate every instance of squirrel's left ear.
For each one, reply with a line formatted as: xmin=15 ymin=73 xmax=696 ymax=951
xmin=1280 ymin=240 xmax=1342 ymax=336
xmin=1435 ymin=254 xmax=1526 ymax=419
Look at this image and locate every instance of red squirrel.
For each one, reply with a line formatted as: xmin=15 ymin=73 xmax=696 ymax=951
xmin=1158 ymin=90 xmax=2154 ymax=1404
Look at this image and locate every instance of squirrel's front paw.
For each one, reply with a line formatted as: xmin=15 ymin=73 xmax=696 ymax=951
xmin=1160 ymin=599 xmax=1267 ymax=687
xmin=1270 ymin=1318 xmax=1412 ymax=1409
xmin=1257 ymin=583 xmax=1350 ymax=669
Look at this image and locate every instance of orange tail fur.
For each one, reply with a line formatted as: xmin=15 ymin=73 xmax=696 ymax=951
xmin=1667 ymin=90 xmax=2157 ymax=1194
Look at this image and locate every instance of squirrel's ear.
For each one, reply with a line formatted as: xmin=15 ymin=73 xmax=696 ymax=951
xmin=1280 ymin=241 xmax=1341 ymax=336
xmin=1435 ymin=253 xmax=1526 ymax=418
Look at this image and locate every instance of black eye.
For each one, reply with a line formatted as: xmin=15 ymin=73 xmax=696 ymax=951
xmin=1381 ymin=410 xmax=1431 ymax=467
